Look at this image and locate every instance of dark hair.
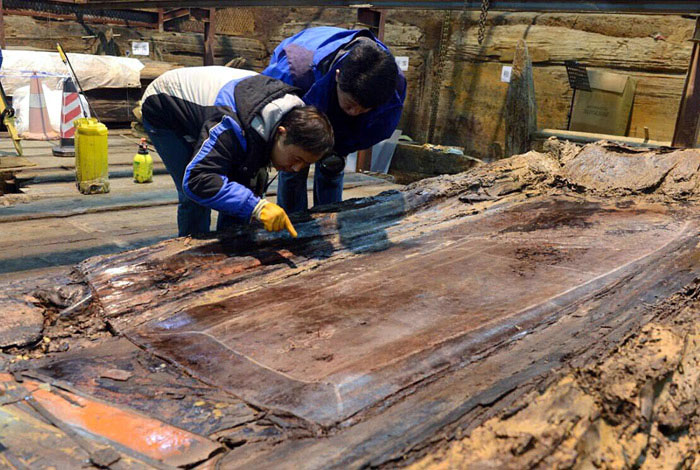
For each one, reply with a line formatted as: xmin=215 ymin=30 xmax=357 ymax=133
xmin=337 ymin=41 xmax=399 ymax=109
xmin=278 ymin=106 xmax=334 ymax=156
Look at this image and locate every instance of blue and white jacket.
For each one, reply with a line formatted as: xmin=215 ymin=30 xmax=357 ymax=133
xmin=142 ymin=67 xmax=304 ymax=222
xmin=262 ymin=26 xmax=406 ymax=156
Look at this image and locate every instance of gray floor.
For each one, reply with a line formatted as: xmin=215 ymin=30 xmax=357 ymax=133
xmin=0 ymin=131 xmax=402 ymax=281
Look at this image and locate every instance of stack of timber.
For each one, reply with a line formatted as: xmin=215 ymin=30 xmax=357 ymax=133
xmin=3 ymin=14 xmax=267 ymax=125
xmin=2 ymin=10 xmax=696 ymax=153
xmin=399 ymin=12 xmax=696 ymax=158
xmin=82 ymin=60 xmax=180 ymax=124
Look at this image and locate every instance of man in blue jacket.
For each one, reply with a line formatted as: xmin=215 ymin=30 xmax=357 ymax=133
xmin=141 ymin=66 xmax=334 ymax=238
xmin=263 ymin=26 xmax=406 ymax=214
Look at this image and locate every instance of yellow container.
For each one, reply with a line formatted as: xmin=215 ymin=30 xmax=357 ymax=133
xmin=74 ymin=117 xmax=110 ymax=194
xmin=133 ymin=138 xmax=153 ymax=183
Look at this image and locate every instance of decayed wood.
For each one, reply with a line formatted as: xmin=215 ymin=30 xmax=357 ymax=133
xmin=504 ymin=40 xmax=536 ymax=157
xmin=140 ymin=59 xmax=181 ymax=82
xmin=672 ymin=18 xmax=700 ymax=148
xmin=0 ymin=0 xmax=5 ymax=49
xmin=85 ymin=91 xmax=140 ymax=123
xmin=4 ymin=15 xmax=267 ymax=69
xmin=203 ymin=8 xmax=216 ymax=66
xmin=452 ymin=24 xmax=693 ymax=74
xmin=428 ymin=61 xmax=685 ymax=158
xmin=149 ymin=31 xmax=267 ymax=68
xmin=3 ymin=10 xmax=696 ymax=156
xmin=384 ymin=10 xmax=695 ymax=152
xmin=532 ymin=129 xmax=669 ymax=148
xmin=71 ymin=144 xmax=700 ymax=469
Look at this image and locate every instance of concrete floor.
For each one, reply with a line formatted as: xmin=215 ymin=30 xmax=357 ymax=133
xmin=0 ymin=131 xmax=402 ymax=282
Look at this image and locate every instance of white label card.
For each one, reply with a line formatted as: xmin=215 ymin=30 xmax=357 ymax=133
xmin=501 ymin=66 xmax=512 ymax=83
xmin=132 ymin=42 xmax=150 ymax=56
xmin=395 ymin=56 xmax=409 ymax=72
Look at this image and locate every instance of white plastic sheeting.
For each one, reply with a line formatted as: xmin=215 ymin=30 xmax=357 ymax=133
xmin=0 ymin=50 xmax=144 ymax=95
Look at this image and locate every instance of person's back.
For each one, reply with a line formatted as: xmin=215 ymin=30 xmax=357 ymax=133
xmin=262 ymin=27 xmax=405 ymax=155
xmin=262 ymin=26 xmax=406 ymax=214
xmin=142 ymin=66 xmax=256 ymax=138
xmin=141 ymin=67 xmax=333 ymax=237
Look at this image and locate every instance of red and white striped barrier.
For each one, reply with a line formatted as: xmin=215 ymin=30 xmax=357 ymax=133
xmin=53 ymin=78 xmax=85 ymax=157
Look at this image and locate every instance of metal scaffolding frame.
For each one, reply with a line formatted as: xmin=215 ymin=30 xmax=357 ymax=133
xmin=69 ymin=1 xmax=700 ymax=13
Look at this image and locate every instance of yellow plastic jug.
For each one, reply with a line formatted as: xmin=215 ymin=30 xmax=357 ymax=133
xmin=74 ymin=117 xmax=109 ymax=194
xmin=133 ymin=138 xmax=153 ymax=183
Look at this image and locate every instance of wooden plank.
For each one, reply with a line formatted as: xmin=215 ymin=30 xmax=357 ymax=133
xmin=451 ymin=23 xmax=694 ymax=74
xmin=504 ymin=39 xmax=536 ymax=157
xmin=4 ymin=15 xmax=266 ymax=69
xmin=428 ymin=61 xmax=686 ymax=158
xmin=672 ymin=18 xmax=700 ymax=148
xmin=203 ymin=8 xmax=215 ymax=66
xmin=0 ymin=156 xmax=35 ymax=170
xmin=533 ymin=128 xmax=670 ymax=148
xmin=0 ymin=0 xmax=5 ymax=49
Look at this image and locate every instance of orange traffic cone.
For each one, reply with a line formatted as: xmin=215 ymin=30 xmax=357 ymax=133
xmin=22 ymin=73 xmax=59 ymax=140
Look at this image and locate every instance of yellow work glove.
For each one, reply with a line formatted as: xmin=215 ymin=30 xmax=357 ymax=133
xmin=252 ymin=200 xmax=297 ymax=237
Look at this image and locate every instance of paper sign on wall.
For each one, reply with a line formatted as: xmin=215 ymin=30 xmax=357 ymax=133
xmin=501 ymin=66 xmax=512 ymax=83
xmin=132 ymin=42 xmax=150 ymax=56
xmin=395 ymin=56 xmax=409 ymax=72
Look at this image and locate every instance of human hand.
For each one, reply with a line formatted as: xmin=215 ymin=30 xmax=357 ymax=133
xmin=253 ymin=201 xmax=297 ymax=237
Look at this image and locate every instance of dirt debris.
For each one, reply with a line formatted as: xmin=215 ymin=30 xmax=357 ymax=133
xmin=407 ymin=281 xmax=700 ymax=470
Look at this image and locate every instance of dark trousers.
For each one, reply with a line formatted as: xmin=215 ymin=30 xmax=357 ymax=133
xmin=143 ymin=119 xmax=237 ymax=236
xmin=276 ymin=164 xmax=344 ymax=213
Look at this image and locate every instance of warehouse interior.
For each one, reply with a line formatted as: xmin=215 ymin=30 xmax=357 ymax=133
xmin=1 ymin=1 xmax=699 ymax=469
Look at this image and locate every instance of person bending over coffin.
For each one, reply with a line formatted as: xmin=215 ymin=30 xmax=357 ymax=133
xmin=141 ymin=66 xmax=334 ymax=237
xmin=262 ymin=26 xmax=406 ymax=213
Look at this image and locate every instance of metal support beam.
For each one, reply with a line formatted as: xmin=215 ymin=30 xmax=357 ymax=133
xmin=76 ymin=1 xmax=700 ymax=13
xmin=203 ymin=7 xmax=215 ymax=66
xmin=672 ymin=17 xmax=700 ymax=148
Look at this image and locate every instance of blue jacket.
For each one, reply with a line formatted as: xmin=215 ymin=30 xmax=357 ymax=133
xmin=142 ymin=70 xmax=301 ymax=222
xmin=262 ymin=26 xmax=406 ymax=156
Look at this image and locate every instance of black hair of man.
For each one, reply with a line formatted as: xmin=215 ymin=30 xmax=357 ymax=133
xmin=278 ymin=106 xmax=334 ymax=156
xmin=336 ymin=41 xmax=399 ymax=110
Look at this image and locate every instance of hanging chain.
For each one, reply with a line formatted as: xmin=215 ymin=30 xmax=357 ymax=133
xmin=427 ymin=9 xmax=452 ymax=143
xmin=477 ymin=0 xmax=490 ymax=45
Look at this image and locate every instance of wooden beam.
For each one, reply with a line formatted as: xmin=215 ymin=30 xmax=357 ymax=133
xmin=203 ymin=7 xmax=215 ymax=66
xmin=157 ymin=7 xmax=164 ymax=31
xmin=357 ymin=7 xmax=385 ymax=41
xmin=189 ymin=7 xmax=210 ymax=21
xmin=4 ymin=9 xmax=156 ymax=28
xmin=354 ymin=7 xmax=384 ymax=171
xmin=672 ymin=17 xmax=700 ymax=148
xmin=505 ymin=39 xmax=537 ymax=157
xmin=0 ymin=0 xmax=6 ymax=49
xmin=162 ymin=7 xmax=190 ymax=21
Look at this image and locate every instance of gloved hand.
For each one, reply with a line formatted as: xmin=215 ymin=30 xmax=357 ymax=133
xmin=252 ymin=200 xmax=297 ymax=237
